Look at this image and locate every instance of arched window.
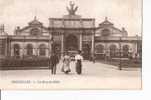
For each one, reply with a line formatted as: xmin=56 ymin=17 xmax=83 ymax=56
xmin=39 ymin=44 xmax=46 ymax=56
xmin=26 ymin=44 xmax=33 ymax=56
xmin=102 ymin=29 xmax=110 ymax=36
xmin=95 ymin=44 xmax=104 ymax=54
xmin=110 ymin=45 xmax=117 ymax=57
xmin=30 ymin=28 xmax=40 ymax=36
xmin=123 ymin=45 xmax=129 ymax=57
xmin=13 ymin=44 xmax=20 ymax=56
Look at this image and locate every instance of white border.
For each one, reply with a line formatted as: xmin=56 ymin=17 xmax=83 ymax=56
xmin=2 ymin=0 xmax=151 ymax=99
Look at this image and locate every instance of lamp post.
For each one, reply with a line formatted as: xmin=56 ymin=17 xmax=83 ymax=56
xmin=48 ymin=27 xmax=54 ymax=57
xmin=51 ymin=37 xmax=54 ymax=54
xmin=119 ymin=37 xmax=122 ymax=70
xmin=48 ymin=27 xmax=54 ymax=72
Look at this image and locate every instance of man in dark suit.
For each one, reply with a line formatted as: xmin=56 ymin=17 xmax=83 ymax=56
xmin=50 ymin=53 xmax=59 ymax=75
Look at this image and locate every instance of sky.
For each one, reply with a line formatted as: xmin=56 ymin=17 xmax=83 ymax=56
xmin=0 ymin=0 xmax=142 ymax=36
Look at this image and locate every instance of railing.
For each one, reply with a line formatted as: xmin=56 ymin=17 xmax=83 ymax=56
xmin=0 ymin=56 xmax=50 ymax=70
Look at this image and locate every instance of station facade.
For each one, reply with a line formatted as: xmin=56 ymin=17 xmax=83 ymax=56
xmin=0 ymin=2 xmax=142 ymax=60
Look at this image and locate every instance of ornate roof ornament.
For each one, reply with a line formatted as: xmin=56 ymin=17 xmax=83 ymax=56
xmin=105 ymin=17 xmax=108 ymax=21
xmin=29 ymin=16 xmax=42 ymax=26
xmin=66 ymin=1 xmax=78 ymax=15
xmin=34 ymin=16 xmax=37 ymax=20
xmin=99 ymin=17 xmax=113 ymax=26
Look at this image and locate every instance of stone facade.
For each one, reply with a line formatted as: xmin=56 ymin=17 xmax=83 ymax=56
xmin=48 ymin=17 xmax=95 ymax=59
xmin=9 ymin=17 xmax=51 ymax=58
xmin=95 ymin=17 xmax=141 ymax=59
xmin=0 ymin=3 xmax=142 ymax=60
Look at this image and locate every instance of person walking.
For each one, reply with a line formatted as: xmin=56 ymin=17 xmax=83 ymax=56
xmin=61 ymin=51 xmax=71 ymax=74
xmin=75 ymin=50 xmax=83 ymax=75
xmin=50 ymin=52 xmax=59 ymax=75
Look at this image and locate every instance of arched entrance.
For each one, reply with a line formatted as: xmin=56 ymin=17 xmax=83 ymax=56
xmin=110 ymin=45 xmax=117 ymax=57
xmin=39 ymin=44 xmax=46 ymax=56
xmin=26 ymin=44 xmax=33 ymax=56
xmin=13 ymin=44 xmax=20 ymax=57
xmin=65 ymin=34 xmax=78 ymax=51
xmin=95 ymin=44 xmax=105 ymax=59
xmin=83 ymin=44 xmax=91 ymax=60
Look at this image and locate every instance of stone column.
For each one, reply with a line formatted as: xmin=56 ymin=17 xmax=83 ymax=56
xmin=79 ymin=33 xmax=82 ymax=51
xmin=20 ymin=48 xmax=22 ymax=58
xmin=11 ymin=46 xmax=13 ymax=56
xmin=22 ymin=36 xmax=26 ymax=57
xmin=46 ymin=49 xmax=49 ymax=57
xmin=48 ymin=31 xmax=52 ymax=57
xmin=33 ymin=48 xmax=36 ymax=56
xmin=5 ymin=38 xmax=8 ymax=56
xmin=22 ymin=42 xmax=25 ymax=58
xmin=91 ymin=32 xmax=95 ymax=57
xmin=48 ymin=41 xmax=52 ymax=57
xmin=33 ymin=41 xmax=38 ymax=56
xmin=36 ymin=49 xmax=38 ymax=56
xmin=61 ymin=33 xmax=64 ymax=57
xmin=33 ymin=44 xmax=37 ymax=56
xmin=135 ymin=42 xmax=138 ymax=54
xmin=7 ymin=38 xmax=11 ymax=57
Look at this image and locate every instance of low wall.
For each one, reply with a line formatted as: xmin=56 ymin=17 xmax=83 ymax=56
xmin=0 ymin=56 xmax=50 ymax=70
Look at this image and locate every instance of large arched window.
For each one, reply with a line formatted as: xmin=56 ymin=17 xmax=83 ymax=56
xmin=123 ymin=45 xmax=129 ymax=57
xmin=13 ymin=44 xmax=20 ymax=56
xmin=30 ymin=28 xmax=40 ymax=36
xmin=110 ymin=45 xmax=117 ymax=57
xmin=95 ymin=44 xmax=104 ymax=54
xmin=39 ymin=44 xmax=46 ymax=56
xmin=26 ymin=44 xmax=33 ymax=56
xmin=102 ymin=29 xmax=110 ymax=36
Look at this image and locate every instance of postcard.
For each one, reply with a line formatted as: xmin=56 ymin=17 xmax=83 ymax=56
xmin=0 ymin=0 xmax=142 ymax=90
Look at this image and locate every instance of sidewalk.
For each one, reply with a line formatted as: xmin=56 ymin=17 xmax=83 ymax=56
xmin=0 ymin=61 xmax=142 ymax=89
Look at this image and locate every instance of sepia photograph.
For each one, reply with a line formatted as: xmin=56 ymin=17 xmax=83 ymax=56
xmin=0 ymin=0 xmax=142 ymax=89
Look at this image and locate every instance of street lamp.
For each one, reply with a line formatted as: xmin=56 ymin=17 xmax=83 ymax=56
xmin=51 ymin=37 xmax=54 ymax=54
xmin=119 ymin=37 xmax=122 ymax=70
xmin=48 ymin=27 xmax=55 ymax=71
xmin=48 ymin=27 xmax=54 ymax=57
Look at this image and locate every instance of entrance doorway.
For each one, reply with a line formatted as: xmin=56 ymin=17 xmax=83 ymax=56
xmin=65 ymin=34 xmax=78 ymax=51
xmin=83 ymin=44 xmax=91 ymax=60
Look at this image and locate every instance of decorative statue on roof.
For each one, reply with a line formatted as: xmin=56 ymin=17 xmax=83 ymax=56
xmin=66 ymin=1 xmax=78 ymax=15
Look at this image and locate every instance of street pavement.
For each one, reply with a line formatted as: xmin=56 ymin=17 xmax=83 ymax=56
xmin=0 ymin=61 xmax=142 ymax=90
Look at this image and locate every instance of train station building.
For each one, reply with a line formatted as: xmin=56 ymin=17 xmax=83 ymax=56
xmin=0 ymin=2 xmax=142 ymax=60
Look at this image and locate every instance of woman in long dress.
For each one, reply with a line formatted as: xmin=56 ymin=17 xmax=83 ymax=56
xmin=75 ymin=50 xmax=83 ymax=74
xmin=62 ymin=52 xmax=71 ymax=74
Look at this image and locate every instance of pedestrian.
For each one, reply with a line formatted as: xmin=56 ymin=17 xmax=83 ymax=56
xmin=61 ymin=51 xmax=71 ymax=74
xmin=50 ymin=52 xmax=59 ymax=75
xmin=75 ymin=50 xmax=83 ymax=75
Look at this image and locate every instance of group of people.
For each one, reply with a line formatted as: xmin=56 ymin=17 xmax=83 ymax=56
xmin=49 ymin=50 xmax=83 ymax=75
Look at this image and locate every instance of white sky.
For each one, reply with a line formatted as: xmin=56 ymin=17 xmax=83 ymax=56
xmin=0 ymin=0 xmax=142 ymax=36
